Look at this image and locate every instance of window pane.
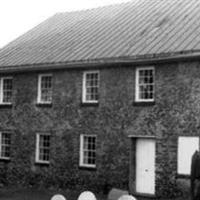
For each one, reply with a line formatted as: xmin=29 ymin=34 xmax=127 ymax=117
xmin=83 ymin=138 xmax=88 ymax=149
xmin=4 ymin=146 xmax=10 ymax=157
xmin=41 ymin=89 xmax=52 ymax=102
xmin=88 ymin=157 xmax=95 ymax=164
xmin=83 ymin=151 xmax=88 ymax=164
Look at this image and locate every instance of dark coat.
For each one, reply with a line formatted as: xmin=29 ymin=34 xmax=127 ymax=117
xmin=191 ymin=151 xmax=200 ymax=200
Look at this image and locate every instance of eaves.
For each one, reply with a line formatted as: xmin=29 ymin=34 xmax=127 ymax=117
xmin=0 ymin=52 xmax=200 ymax=74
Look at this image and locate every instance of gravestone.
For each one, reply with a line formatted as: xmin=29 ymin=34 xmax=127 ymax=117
xmin=108 ymin=188 xmax=129 ymax=200
xmin=51 ymin=194 xmax=66 ymax=200
xmin=118 ymin=194 xmax=137 ymax=200
xmin=77 ymin=191 xmax=96 ymax=200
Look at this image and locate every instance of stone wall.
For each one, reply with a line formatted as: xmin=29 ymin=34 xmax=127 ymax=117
xmin=0 ymin=61 xmax=199 ymax=197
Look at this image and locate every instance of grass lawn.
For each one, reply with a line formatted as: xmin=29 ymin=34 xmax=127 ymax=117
xmin=0 ymin=187 xmax=106 ymax=200
xmin=0 ymin=187 xmax=191 ymax=200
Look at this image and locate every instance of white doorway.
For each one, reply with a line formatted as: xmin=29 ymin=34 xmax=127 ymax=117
xmin=136 ymin=138 xmax=155 ymax=195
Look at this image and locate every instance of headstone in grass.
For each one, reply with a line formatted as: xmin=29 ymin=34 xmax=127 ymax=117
xmin=77 ymin=191 xmax=96 ymax=200
xmin=118 ymin=194 xmax=137 ymax=200
xmin=51 ymin=194 xmax=66 ymax=200
xmin=108 ymin=188 xmax=128 ymax=200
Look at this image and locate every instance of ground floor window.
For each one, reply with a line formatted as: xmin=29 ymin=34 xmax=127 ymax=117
xmin=0 ymin=132 xmax=11 ymax=159
xmin=35 ymin=133 xmax=50 ymax=164
xmin=178 ymin=136 xmax=199 ymax=175
xmin=79 ymin=134 xmax=96 ymax=168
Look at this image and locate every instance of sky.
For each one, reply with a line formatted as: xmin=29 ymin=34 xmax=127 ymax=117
xmin=0 ymin=0 xmax=130 ymax=48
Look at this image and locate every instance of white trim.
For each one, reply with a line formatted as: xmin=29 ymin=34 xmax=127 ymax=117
xmin=79 ymin=134 xmax=97 ymax=168
xmin=0 ymin=78 xmax=3 ymax=104
xmin=82 ymin=70 xmax=99 ymax=103
xmin=135 ymin=67 xmax=155 ymax=102
xmin=37 ymin=74 xmax=52 ymax=104
xmin=35 ymin=160 xmax=49 ymax=164
xmin=0 ymin=77 xmax=13 ymax=105
xmin=35 ymin=133 xmax=39 ymax=163
xmin=79 ymin=134 xmax=83 ymax=166
xmin=0 ymin=157 xmax=10 ymax=160
xmin=0 ymin=132 xmax=11 ymax=160
xmin=35 ymin=133 xmax=50 ymax=164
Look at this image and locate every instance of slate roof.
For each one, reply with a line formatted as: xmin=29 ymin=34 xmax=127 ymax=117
xmin=1 ymin=0 xmax=200 ymax=70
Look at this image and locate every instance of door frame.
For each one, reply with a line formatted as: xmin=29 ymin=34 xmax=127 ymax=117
xmin=128 ymin=135 xmax=156 ymax=197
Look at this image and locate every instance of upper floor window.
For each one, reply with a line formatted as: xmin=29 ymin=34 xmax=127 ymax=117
xmin=79 ymin=134 xmax=96 ymax=168
xmin=0 ymin=77 xmax=13 ymax=104
xmin=37 ymin=74 xmax=52 ymax=104
xmin=35 ymin=133 xmax=50 ymax=164
xmin=82 ymin=71 xmax=99 ymax=103
xmin=135 ymin=67 xmax=155 ymax=102
xmin=0 ymin=132 xmax=11 ymax=159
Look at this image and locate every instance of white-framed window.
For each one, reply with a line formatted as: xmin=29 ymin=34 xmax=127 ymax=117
xmin=80 ymin=134 xmax=96 ymax=168
xmin=135 ymin=67 xmax=155 ymax=102
xmin=0 ymin=132 xmax=11 ymax=159
xmin=37 ymin=74 xmax=52 ymax=104
xmin=0 ymin=77 xmax=13 ymax=104
xmin=82 ymin=71 xmax=99 ymax=103
xmin=35 ymin=133 xmax=50 ymax=164
xmin=178 ymin=136 xmax=199 ymax=175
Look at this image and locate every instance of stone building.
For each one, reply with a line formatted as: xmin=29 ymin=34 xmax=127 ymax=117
xmin=0 ymin=0 xmax=199 ymax=198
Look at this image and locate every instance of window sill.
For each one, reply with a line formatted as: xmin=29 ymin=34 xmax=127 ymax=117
xmin=79 ymin=165 xmax=96 ymax=170
xmin=132 ymin=192 xmax=155 ymax=198
xmin=36 ymin=103 xmax=52 ymax=107
xmin=176 ymin=174 xmax=190 ymax=179
xmin=0 ymin=157 xmax=11 ymax=161
xmin=0 ymin=103 xmax=12 ymax=108
xmin=81 ymin=102 xmax=99 ymax=107
xmin=35 ymin=161 xmax=50 ymax=165
xmin=133 ymin=101 xmax=155 ymax=106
